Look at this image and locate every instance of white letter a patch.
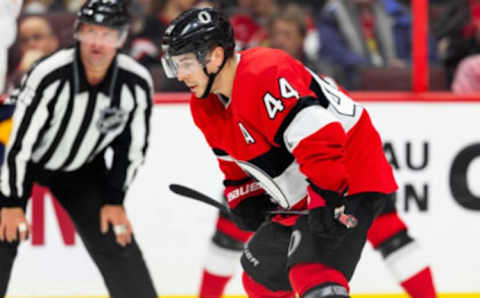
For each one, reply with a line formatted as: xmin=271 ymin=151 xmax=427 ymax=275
xmin=238 ymin=122 xmax=255 ymax=144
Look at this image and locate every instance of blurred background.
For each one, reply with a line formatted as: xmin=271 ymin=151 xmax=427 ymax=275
xmin=4 ymin=0 xmax=480 ymax=94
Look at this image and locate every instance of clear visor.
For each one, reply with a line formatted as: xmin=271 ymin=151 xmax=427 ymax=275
xmin=161 ymin=53 xmax=178 ymax=79
xmin=161 ymin=52 xmax=204 ymax=79
xmin=75 ymin=23 xmax=128 ymax=47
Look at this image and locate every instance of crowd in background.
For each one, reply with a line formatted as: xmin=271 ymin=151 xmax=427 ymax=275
xmin=5 ymin=0 xmax=480 ymax=93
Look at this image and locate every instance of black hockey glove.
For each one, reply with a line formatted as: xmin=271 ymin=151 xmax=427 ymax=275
xmin=308 ymin=205 xmax=349 ymax=238
xmin=229 ymin=194 xmax=276 ymax=231
xmin=307 ymin=185 xmax=349 ymax=238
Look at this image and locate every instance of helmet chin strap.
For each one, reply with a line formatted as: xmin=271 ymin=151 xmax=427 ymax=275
xmin=199 ymin=56 xmax=228 ymax=99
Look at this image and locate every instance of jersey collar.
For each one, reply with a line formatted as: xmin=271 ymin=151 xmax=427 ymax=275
xmin=213 ymin=53 xmax=241 ymax=109
xmin=73 ymin=44 xmax=119 ymax=95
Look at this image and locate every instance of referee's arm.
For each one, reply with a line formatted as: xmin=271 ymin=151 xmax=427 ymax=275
xmin=104 ymin=84 xmax=153 ymax=205
xmin=0 ymin=70 xmax=54 ymax=209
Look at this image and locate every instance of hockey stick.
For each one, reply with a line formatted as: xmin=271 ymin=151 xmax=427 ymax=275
xmin=169 ymin=184 xmax=358 ymax=228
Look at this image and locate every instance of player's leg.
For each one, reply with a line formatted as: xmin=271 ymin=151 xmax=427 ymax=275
xmin=240 ymin=221 xmax=295 ymax=298
xmin=288 ymin=193 xmax=387 ymax=297
xmin=242 ymin=271 xmax=295 ymax=298
xmin=367 ymin=196 xmax=437 ymax=298
xmin=200 ymin=210 xmax=252 ymax=298
xmin=289 ymin=263 xmax=349 ymax=298
xmin=44 ymin=162 xmax=157 ymax=298
xmin=0 ymin=240 xmax=19 ymax=296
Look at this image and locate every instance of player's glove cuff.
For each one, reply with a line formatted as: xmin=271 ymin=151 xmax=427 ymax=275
xmin=224 ymin=179 xmax=265 ymax=209
xmin=307 ymin=183 xmax=345 ymax=209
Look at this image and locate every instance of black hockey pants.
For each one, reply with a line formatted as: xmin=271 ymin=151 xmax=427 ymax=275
xmin=0 ymin=160 xmax=157 ymax=298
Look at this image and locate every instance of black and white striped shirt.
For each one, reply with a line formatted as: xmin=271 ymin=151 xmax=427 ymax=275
xmin=0 ymin=46 xmax=153 ymax=207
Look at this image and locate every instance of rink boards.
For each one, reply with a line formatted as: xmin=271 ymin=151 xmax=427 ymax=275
xmin=4 ymin=95 xmax=480 ymax=296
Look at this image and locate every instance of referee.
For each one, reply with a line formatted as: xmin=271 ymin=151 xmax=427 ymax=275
xmin=0 ymin=0 xmax=157 ymax=297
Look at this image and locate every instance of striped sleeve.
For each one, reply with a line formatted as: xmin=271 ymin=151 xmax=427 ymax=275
xmin=280 ymin=99 xmax=348 ymax=208
xmin=0 ymin=70 xmax=59 ymax=208
xmin=104 ymin=80 xmax=152 ymax=205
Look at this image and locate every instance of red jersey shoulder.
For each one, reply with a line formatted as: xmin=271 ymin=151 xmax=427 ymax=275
xmin=232 ymin=47 xmax=316 ymax=144
xmin=189 ymin=94 xmax=207 ymax=128
xmin=235 ymin=47 xmax=313 ymax=86
xmin=189 ymin=93 xmax=227 ymax=146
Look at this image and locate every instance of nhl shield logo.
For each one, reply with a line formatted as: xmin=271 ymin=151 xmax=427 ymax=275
xmin=96 ymin=107 xmax=127 ymax=133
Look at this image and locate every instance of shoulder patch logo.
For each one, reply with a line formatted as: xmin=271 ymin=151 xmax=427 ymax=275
xmin=97 ymin=107 xmax=127 ymax=133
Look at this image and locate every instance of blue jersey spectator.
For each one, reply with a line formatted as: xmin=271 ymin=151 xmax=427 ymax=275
xmin=316 ymin=0 xmax=437 ymax=89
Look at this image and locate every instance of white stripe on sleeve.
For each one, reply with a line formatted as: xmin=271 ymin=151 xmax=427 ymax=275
xmin=283 ymin=105 xmax=339 ymax=153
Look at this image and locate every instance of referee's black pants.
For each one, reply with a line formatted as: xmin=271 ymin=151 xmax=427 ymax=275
xmin=0 ymin=160 xmax=157 ymax=298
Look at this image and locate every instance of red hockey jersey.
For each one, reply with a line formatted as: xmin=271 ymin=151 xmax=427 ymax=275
xmin=190 ymin=47 xmax=397 ymax=213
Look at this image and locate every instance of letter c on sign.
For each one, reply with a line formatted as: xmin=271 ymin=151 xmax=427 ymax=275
xmin=449 ymin=143 xmax=480 ymax=210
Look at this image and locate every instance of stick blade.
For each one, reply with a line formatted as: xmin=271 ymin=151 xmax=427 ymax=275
xmin=169 ymin=183 xmax=228 ymax=213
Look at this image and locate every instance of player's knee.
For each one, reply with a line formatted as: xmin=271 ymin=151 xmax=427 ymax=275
xmin=242 ymin=271 xmax=295 ymax=298
xmin=376 ymin=229 xmax=414 ymax=258
xmin=289 ymin=263 xmax=349 ymax=297
xmin=212 ymin=229 xmax=244 ymax=251
xmin=302 ymin=284 xmax=349 ymax=298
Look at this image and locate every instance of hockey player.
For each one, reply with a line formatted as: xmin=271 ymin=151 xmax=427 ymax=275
xmin=199 ymin=77 xmax=437 ymax=298
xmin=161 ymin=7 xmax=431 ymax=298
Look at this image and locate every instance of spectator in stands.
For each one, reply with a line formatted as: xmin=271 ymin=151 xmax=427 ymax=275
xmin=0 ymin=0 xmax=22 ymax=94
xmin=229 ymin=0 xmax=319 ymax=53
xmin=228 ymin=0 xmax=268 ymax=51
xmin=24 ymin=0 xmax=86 ymax=12
xmin=268 ymin=4 xmax=321 ymax=72
xmin=23 ymin=0 xmax=52 ymax=13
xmin=132 ymin=0 xmax=151 ymax=12
xmin=7 ymin=15 xmax=59 ymax=89
xmin=433 ymin=0 xmax=480 ymax=87
xmin=195 ymin=0 xmax=217 ymax=8
xmin=316 ymin=0 xmax=437 ymax=89
xmin=128 ymin=0 xmax=194 ymax=91
xmin=252 ymin=0 xmax=279 ymax=26
xmin=129 ymin=0 xmax=195 ymax=66
xmin=451 ymin=54 xmax=480 ymax=92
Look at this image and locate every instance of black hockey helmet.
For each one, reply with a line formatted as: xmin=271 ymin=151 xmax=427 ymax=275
xmin=162 ymin=7 xmax=234 ymax=60
xmin=75 ymin=0 xmax=130 ymax=45
xmin=161 ymin=8 xmax=235 ymax=98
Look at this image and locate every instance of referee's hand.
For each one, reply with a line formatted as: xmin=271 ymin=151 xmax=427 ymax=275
xmin=0 ymin=207 xmax=30 ymax=243
xmin=100 ymin=205 xmax=133 ymax=247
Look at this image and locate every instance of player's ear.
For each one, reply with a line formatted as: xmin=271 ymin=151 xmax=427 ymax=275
xmin=211 ymin=46 xmax=225 ymax=69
